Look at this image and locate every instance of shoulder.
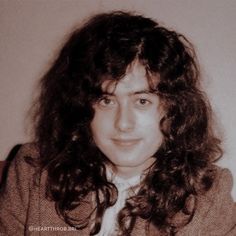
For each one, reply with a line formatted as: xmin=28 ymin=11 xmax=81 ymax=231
xmin=14 ymin=143 xmax=40 ymax=161
xmin=0 ymin=143 xmax=41 ymax=234
xmin=177 ymin=166 xmax=236 ymax=235
xmin=210 ymin=166 xmax=233 ymax=195
xmin=201 ymin=166 xmax=234 ymax=208
xmin=2 ymin=143 xmax=40 ymax=190
xmin=10 ymin=143 xmax=40 ymax=168
xmin=195 ymin=166 xmax=235 ymax=235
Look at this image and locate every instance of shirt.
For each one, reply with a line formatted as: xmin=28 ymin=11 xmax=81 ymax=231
xmin=96 ymin=168 xmax=142 ymax=236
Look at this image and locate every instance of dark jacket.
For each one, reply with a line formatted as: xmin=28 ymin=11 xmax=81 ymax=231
xmin=0 ymin=144 xmax=236 ymax=235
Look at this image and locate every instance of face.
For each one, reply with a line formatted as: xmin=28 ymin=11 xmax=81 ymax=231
xmin=90 ymin=61 xmax=162 ymax=178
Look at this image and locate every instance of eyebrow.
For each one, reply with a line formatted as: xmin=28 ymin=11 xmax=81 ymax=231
xmin=101 ymin=89 xmax=157 ymax=96
xmin=132 ymin=89 xmax=157 ymax=95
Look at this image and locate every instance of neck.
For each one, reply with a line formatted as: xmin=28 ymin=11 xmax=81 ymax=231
xmin=107 ymin=157 xmax=156 ymax=180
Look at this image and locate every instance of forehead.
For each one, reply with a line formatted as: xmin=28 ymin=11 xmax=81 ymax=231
xmin=101 ymin=61 xmax=158 ymax=95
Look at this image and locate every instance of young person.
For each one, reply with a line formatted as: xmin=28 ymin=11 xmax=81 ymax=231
xmin=0 ymin=11 xmax=235 ymax=236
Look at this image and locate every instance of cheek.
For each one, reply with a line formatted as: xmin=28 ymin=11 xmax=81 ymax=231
xmin=90 ymin=110 xmax=113 ymax=137
xmin=136 ymin=108 xmax=161 ymax=130
xmin=136 ymin=109 xmax=162 ymax=147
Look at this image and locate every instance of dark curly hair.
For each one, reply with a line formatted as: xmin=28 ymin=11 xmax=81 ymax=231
xmin=32 ymin=11 xmax=222 ymax=235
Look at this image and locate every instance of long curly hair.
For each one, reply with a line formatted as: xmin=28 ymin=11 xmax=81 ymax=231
xmin=32 ymin=11 xmax=222 ymax=235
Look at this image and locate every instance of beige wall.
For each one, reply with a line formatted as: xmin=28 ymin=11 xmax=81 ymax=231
xmin=1 ymin=0 xmax=236 ymax=198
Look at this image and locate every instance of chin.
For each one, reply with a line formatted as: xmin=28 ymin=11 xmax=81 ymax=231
xmin=111 ymin=156 xmax=149 ymax=168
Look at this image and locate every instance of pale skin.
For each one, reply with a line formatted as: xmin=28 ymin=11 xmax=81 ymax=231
xmin=90 ymin=61 xmax=162 ymax=179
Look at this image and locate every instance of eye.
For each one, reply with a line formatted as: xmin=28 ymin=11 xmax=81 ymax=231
xmin=136 ymin=98 xmax=151 ymax=106
xmin=98 ymin=96 xmax=115 ymax=107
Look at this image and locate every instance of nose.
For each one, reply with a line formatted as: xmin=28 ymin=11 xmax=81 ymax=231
xmin=115 ymin=104 xmax=135 ymax=132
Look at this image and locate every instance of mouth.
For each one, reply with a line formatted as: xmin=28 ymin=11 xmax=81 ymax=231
xmin=111 ymin=138 xmax=141 ymax=147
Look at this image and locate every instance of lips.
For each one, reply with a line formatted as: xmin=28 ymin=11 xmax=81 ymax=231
xmin=112 ymin=138 xmax=141 ymax=147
